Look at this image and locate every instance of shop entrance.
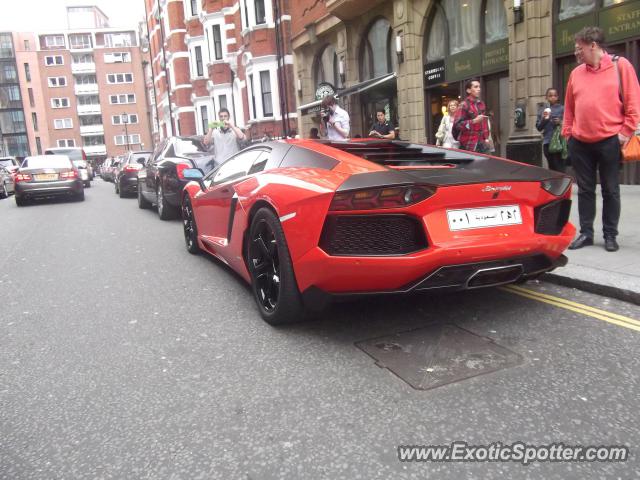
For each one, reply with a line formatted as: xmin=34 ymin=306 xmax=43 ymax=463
xmin=425 ymin=84 xmax=460 ymax=145
xmin=484 ymin=73 xmax=509 ymax=158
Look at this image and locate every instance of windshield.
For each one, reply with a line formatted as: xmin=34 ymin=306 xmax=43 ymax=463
xmin=0 ymin=158 xmax=17 ymax=168
xmin=46 ymin=148 xmax=84 ymax=160
xmin=175 ymin=138 xmax=208 ymax=156
xmin=22 ymin=156 xmax=72 ymax=169
xmin=193 ymin=156 xmax=219 ymax=174
xmin=129 ymin=153 xmax=150 ymax=164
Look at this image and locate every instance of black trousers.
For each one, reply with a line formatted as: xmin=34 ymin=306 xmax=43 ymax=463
xmin=543 ymin=143 xmax=565 ymax=173
xmin=568 ymin=135 xmax=621 ymax=239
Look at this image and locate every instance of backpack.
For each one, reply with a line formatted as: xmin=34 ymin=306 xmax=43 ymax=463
xmin=451 ymin=100 xmax=469 ymax=141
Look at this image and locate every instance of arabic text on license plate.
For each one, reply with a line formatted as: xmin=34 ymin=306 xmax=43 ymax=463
xmin=447 ymin=205 xmax=522 ymax=231
xmin=35 ymin=173 xmax=58 ymax=181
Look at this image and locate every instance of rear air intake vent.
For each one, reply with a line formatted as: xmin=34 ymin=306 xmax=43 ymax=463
xmin=534 ymin=199 xmax=571 ymax=235
xmin=319 ymin=214 xmax=427 ymax=256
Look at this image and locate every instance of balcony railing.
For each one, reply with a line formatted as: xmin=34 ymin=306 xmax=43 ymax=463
xmin=80 ymin=124 xmax=104 ymax=136
xmin=83 ymin=145 xmax=107 ymax=155
xmin=77 ymin=104 xmax=101 ymax=115
xmin=71 ymin=62 xmax=96 ymax=74
xmin=74 ymin=83 xmax=99 ymax=95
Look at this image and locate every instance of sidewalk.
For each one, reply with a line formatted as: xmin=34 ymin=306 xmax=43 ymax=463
xmin=543 ymin=184 xmax=640 ymax=305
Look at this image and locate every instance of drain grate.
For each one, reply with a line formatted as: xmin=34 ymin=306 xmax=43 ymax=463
xmin=356 ymin=324 xmax=522 ymax=390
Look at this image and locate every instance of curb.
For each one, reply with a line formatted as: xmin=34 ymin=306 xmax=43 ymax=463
xmin=542 ymin=272 xmax=640 ymax=306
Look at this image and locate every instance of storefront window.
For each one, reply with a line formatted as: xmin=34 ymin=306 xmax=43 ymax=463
xmin=558 ymin=0 xmax=596 ymax=21
xmin=360 ymin=18 xmax=393 ymax=80
xmin=485 ymin=0 xmax=508 ymax=43
xmin=444 ymin=0 xmax=481 ymax=54
xmin=315 ymin=44 xmax=339 ymax=88
xmin=426 ymin=7 xmax=446 ymax=62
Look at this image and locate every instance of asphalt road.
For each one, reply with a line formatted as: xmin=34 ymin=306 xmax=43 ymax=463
xmin=0 ymin=180 xmax=639 ymax=480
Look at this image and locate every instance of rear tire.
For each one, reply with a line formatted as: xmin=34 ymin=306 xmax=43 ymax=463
xmin=76 ymin=190 xmax=85 ymax=202
xmin=138 ymin=183 xmax=151 ymax=209
xmin=0 ymin=183 xmax=7 ymax=199
xmin=157 ymin=182 xmax=177 ymax=220
xmin=114 ymin=180 xmax=119 ymax=194
xmin=15 ymin=196 xmax=27 ymax=206
xmin=84 ymin=181 xmax=91 ymax=188
xmin=182 ymin=196 xmax=201 ymax=254
xmin=246 ymin=207 xmax=303 ymax=325
xmin=119 ymin=183 xmax=126 ymax=198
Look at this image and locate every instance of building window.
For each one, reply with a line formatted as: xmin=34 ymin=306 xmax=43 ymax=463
xmin=48 ymin=76 xmax=67 ymax=87
xmin=45 ymin=55 xmax=64 ymax=66
xmin=0 ymin=86 xmax=21 ymax=108
xmin=44 ymin=35 xmax=65 ymax=48
xmin=72 ymin=53 xmax=94 ymax=64
xmin=104 ymin=33 xmax=134 ymax=48
xmin=255 ymin=0 xmax=267 ymax=25
xmin=54 ymin=118 xmax=73 ymax=129
xmin=425 ymin=6 xmax=446 ymax=62
xmin=24 ymin=39 xmax=30 ymax=51
xmin=84 ymin=135 xmax=104 ymax=146
xmin=104 ymin=52 xmax=131 ymax=63
xmin=57 ymin=139 xmax=76 ymax=147
xmin=249 ymin=74 xmax=257 ymax=119
xmin=212 ymin=25 xmax=223 ymax=60
xmin=106 ymin=73 xmax=133 ymax=83
xmin=32 ymin=112 xmax=38 ymax=131
xmin=190 ymin=0 xmax=198 ymax=16
xmin=195 ymin=46 xmax=203 ymax=76
xmin=360 ymin=18 xmax=393 ymax=81
xmin=200 ymin=105 xmax=209 ymax=134
xmin=109 ymin=94 xmax=136 ymax=104
xmin=28 ymin=88 xmax=35 ymax=107
xmin=114 ymin=134 xmax=141 ymax=145
xmin=443 ymin=0 xmax=481 ymax=55
xmin=0 ymin=111 xmax=25 ymax=133
xmin=315 ymin=44 xmax=339 ymax=88
xmin=559 ymin=0 xmax=596 ymax=21
xmin=485 ymin=0 xmax=507 ymax=43
xmin=78 ymin=95 xmax=99 ymax=105
xmin=260 ymin=71 xmax=273 ymax=117
xmin=35 ymin=137 xmax=42 ymax=154
xmin=23 ymin=63 xmax=30 ymax=82
xmin=243 ymin=0 xmax=250 ymax=29
xmin=75 ymin=74 xmax=97 ymax=85
xmin=219 ymin=94 xmax=227 ymax=111
xmin=51 ymin=98 xmax=70 ymax=108
xmin=112 ymin=114 xmax=138 ymax=124
xmin=69 ymin=34 xmax=92 ymax=49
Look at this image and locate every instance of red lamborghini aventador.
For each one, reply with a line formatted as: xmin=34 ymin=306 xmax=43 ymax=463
xmin=181 ymin=139 xmax=575 ymax=325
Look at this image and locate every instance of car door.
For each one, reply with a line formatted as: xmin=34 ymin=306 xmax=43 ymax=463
xmin=143 ymin=139 xmax=167 ymax=201
xmin=195 ymin=149 xmax=263 ymax=249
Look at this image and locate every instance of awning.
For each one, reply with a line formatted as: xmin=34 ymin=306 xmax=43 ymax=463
xmin=298 ymin=72 xmax=397 ymax=115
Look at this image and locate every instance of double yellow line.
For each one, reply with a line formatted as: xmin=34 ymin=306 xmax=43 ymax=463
xmin=501 ymin=284 xmax=640 ymax=332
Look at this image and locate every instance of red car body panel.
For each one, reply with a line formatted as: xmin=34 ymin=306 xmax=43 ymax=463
xmin=183 ymin=139 xmax=575 ymax=299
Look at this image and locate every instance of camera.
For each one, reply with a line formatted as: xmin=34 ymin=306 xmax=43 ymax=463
xmin=320 ymin=108 xmax=331 ymax=123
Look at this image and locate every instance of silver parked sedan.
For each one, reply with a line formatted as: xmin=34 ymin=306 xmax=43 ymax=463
xmin=14 ymin=155 xmax=84 ymax=206
xmin=0 ymin=166 xmax=15 ymax=199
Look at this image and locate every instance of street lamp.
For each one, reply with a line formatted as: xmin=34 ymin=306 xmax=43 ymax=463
xmin=121 ymin=113 xmax=130 ymax=152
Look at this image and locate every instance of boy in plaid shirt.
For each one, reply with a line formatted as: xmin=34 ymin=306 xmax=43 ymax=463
xmin=453 ymin=79 xmax=491 ymax=153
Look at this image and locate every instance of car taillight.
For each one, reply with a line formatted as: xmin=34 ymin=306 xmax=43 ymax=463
xmin=14 ymin=173 xmax=32 ymax=182
xmin=541 ymin=177 xmax=572 ymax=196
xmin=329 ymin=185 xmax=436 ymax=211
xmin=176 ymin=163 xmax=190 ymax=180
xmin=60 ymin=170 xmax=78 ymax=179
xmin=124 ymin=164 xmax=142 ymax=172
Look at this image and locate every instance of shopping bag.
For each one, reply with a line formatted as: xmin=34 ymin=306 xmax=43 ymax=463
xmin=622 ymin=135 xmax=640 ymax=163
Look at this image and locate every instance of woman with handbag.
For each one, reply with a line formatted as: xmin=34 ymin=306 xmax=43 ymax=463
xmin=435 ymin=100 xmax=460 ymax=148
xmin=536 ymin=87 xmax=566 ymax=172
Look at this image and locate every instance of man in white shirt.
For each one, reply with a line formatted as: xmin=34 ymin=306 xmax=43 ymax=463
xmin=203 ymin=108 xmax=246 ymax=162
xmin=320 ymin=96 xmax=350 ymax=140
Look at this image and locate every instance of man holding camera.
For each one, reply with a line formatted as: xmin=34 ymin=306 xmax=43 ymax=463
xmin=203 ymin=108 xmax=246 ymax=162
xmin=320 ymin=96 xmax=350 ymax=140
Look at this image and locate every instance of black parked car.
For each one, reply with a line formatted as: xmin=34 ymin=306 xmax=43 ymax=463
xmin=138 ymin=136 xmax=218 ymax=220
xmin=115 ymin=151 xmax=151 ymax=198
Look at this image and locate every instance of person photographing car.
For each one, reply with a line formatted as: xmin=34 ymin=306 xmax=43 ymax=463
xmin=319 ymin=95 xmax=350 ymax=140
xmin=203 ymin=108 xmax=246 ymax=162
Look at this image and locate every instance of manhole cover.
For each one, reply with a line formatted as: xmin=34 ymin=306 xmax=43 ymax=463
xmin=356 ymin=324 xmax=522 ymax=390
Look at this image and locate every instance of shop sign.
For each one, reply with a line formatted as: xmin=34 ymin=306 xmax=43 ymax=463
xmin=424 ymin=60 xmax=445 ymax=86
xmin=445 ymin=47 xmax=482 ymax=83
xmin=555 ymin=13 xmax=597 ymax=55
xmin=315 ymin=82 xmax=336 ymax=101
xmin=600 ymin=0 xmax=640 ymax=44
xmin=482 ymin=39 xmax=509 ymax=73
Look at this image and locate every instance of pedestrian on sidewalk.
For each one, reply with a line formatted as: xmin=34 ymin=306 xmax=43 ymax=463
xmin=536 ymin=87 xmax=566 ymax=172
xmin=435 ymin=99 xmax=460 ymax=148
xmin=453 ymin=79 xmax=491 ymax=153
xmin=563 ymin=26 xmax=640 ymax=252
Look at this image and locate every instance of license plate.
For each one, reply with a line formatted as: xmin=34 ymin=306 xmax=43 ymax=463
xmin=34 ymin=173 xmax=58 ymax=181
xmin=447 ymin=205 xmax=522 ymax=231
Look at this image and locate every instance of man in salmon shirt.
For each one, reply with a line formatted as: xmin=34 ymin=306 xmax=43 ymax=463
xmin=563 ymin=26 xmax=640 ymax=252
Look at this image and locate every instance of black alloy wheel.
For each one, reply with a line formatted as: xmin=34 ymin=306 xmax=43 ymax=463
xmin=182 ymin=196 xmax=201 ymax=254
xmin=138 ymin=182 xmax=151 ymax=209
xmin=247 ymin=208 xmax=303 ymax=325
xmin=76 ymin=190 xmax=85 ymax=202
xmin=118 ymin=180 xmax=126 ymax=198
xmin=114 ymin=180 xmax=119 ymax=194
xmin=157 ymin=181 xmax=177 ymax=220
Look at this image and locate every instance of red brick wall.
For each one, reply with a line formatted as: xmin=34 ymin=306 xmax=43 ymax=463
xmin=290 ymin=0 xmax=329 ymax=38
